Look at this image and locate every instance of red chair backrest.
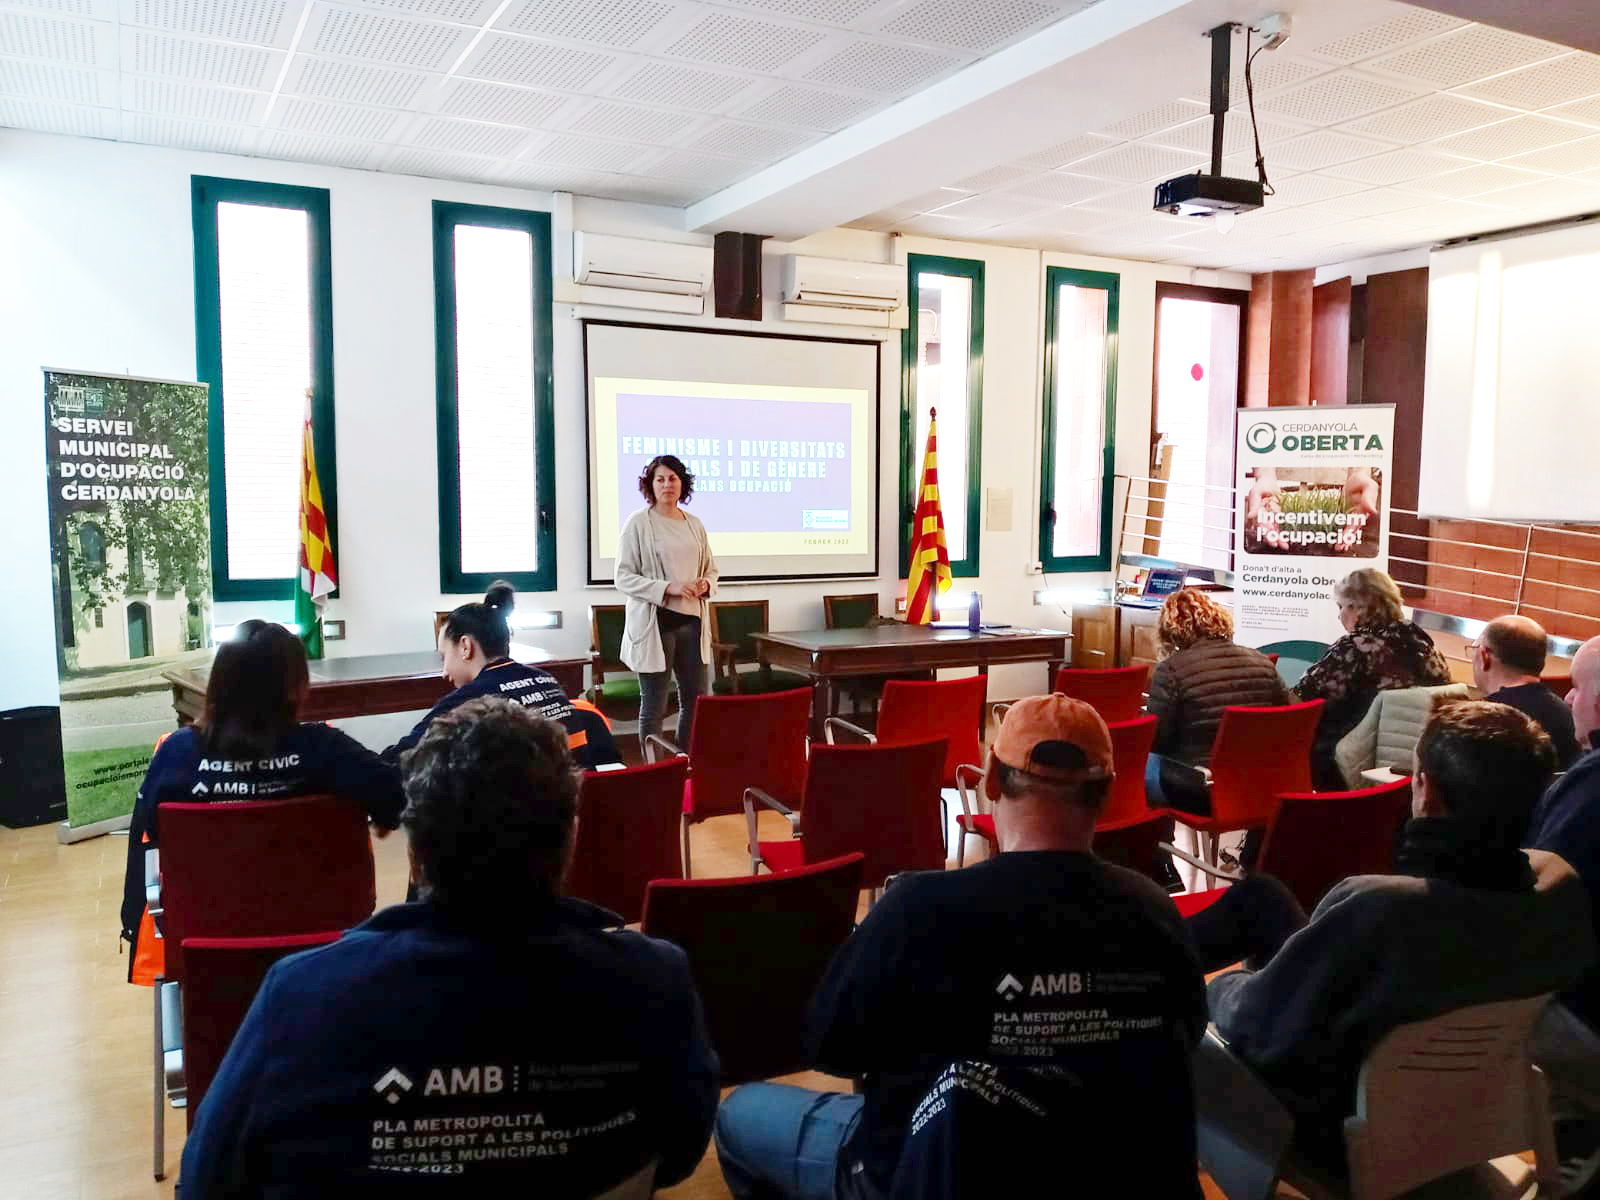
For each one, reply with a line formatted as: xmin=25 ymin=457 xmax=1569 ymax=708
xmin=157 ymin=794 xmax=376 ymax=982
xmin=1206 ymin=700 xmax=1324 ymax=826
xmin=1098 ymin=716 xmax=1158 ymax=827
xmin=641 ymin=852 xmax=864 ymax=1085
xmin=566 ymin=758 xmax=688 ymax=924
xmin=1258 ymin=781 xmax=1412 ymax=912
xmin=875 ymin=676 xmax=986 ymax=787
xmin=181 ymin=931 xmax=341 ymax=1127
xmin=684 ymin=688 xmax=812 ymax=821
xmin=1053 ymin=664 xmax=1150 ymax=723
xmin=798 ymin=740 xmax=947 ymax=889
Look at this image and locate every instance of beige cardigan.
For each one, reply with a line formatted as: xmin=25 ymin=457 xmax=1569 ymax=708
xmin=614 ymin=507 xmax=719 ymax=674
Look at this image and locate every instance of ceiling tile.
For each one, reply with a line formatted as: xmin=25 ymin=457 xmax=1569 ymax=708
xmin=123 ymin=0 xmax=296 ymax=46
xmin=803 ymin=40 xmax=963 ymax=94
xmin=716 ymin=0 xmax=880 ymax=23
xmin=1398 ymin=162 xmax=1549 ymax=199
xmin=303 ymin=6 xmax=473 ymax=71
xmin=1547 ymin=96 xmax=1600 ymax=129
xmin=899 ymin=186 xmax=973 ymax=211
xmin=1364 ymin=24 xmax=1567 ymax=91
xmin=1185 ymin=55 xmax=1327 ymax=107
xmin=408 ymin=116 xmax=530 ymax=156
xmin=1259 ymin=72 xmax=1429 ymax=126
xmin=1102 ymin=99 xmax=1206 ymax=140
xmin=1456 ymin=53 xmax=1600 ymax=112
xmin=1429 ymin=115 xmax=1593 ymax=162
xmin=952 ymin=163 xmax=1031 ymax=191
xmin=979 ymin=207 xmax=1122 ymax=238
xmin=1321 ymin=145 xmax=1476 ymax=185
xmin=1338 ymin=94 xmax=1513 ymax=144
xmin=0 ymin=97 xmax=116 ymax=138
xmin=875 ymin=0 xmax=1059 ymax=54
xmin=686 ymin=119 xmax=812 ymax=160
xmin=607 ymin=61 xmax=754 ymax=111
xmin=0 ymin=59 xmax=109 ymax=106
xmin=734 ymin=84 xmax=877 ymax=131
xmin=567 ymin=99 xmax=699 ymax=143
xmin=930 ymin=191 xmax=1058 ymax=223
xmin=634 ymin=148 xmax=758 ymax=186
xmin=898 ymin=211 xmax=1002 ymax=237
xmin=385 ymin=146 xmax=506 ymax=182
xmin=1071 ymin=182 xmax=1156 ymax=214
xmin=124 ymin=77 xmax=269 ymax=123
xmin=1000 ymin=171 xmax=1112 ymax=205
xmin=257 ymin=130 xmax=387 ymax=169
xmin=457 ymin=34 xmax=616 ymax=90
xmin=1384 ymin=197 xmax=1509 ymax=226
xmin=1071 ymin=141 xmax=1202 ymax=183
xmin=285 ymin=57 xmax=432 ymax=107
xmin=1305 ymin=11 xmax=1468 ymax=66
xmin=1263 ymin=130 xmax=1391 ymax=172
xmin=1262 ymin=173 xmax=1368 ymax=207
xmin=1093 ymin=212 xmax=1206 ymax=242
xmin=439 ymin=80 xmax=568 ymax=126
xmin=123 ymin=113 xmax=258 ymax=154
xmin=527 ymin=132 xmax=654 ymax=171
xmin=661 ymin=12 xmax=826 ymax=72
xmin=275 ymin=95 xmax=406 ymax=140
xmin=1499 ymin=134 xmax=1600 ymax=177
xmin=124 ymin=28 xmax=283 ymax=87
xmin=495 ymin=0 xmax=677 ymax=49
xmin=1145 ymin=113 xmax=1306 ymax=159
xmin=1011 ymin=132 xmax=1119 ymax=170
xmin=1295 ymin=190 xmax=1437 ymax=222
xmin=1476 ymin=175 xmax=1600 ymax=213
xmin=355 ymin=0 xmax=501 ymax=19
xmin=0 ymin=10 xmax=103 ymax=64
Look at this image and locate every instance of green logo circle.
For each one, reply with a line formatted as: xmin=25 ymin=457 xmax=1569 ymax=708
xmin=1245 ymin=422 xmax=1277 ymax=453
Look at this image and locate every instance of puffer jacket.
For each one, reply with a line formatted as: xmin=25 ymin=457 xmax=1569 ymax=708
xmin=1147 ymin=638 xmax=1291 ymax=766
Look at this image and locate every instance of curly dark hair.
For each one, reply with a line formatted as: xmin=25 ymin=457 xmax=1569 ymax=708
xmin=401 ymin=697 xmax=579 ymax=911
xmin=637 ymin=454 xmax=694 ymax=505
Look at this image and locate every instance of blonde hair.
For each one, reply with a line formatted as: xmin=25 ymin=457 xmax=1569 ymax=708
xmin=1158 ymin=587 xmax=1234 ymax=655
xmin=1334 ymin=568 xmax=1405 ymax=625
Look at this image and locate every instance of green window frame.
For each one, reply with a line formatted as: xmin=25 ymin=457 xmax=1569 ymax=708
xmin=1039 ymin=266 xmax=1120 ymax=574
xmin=900 ymin=253 xmax=984 ymax=580
xmin=193 ymin=175 xmax=336 ymax=602
xmin=433 ymin=201 xmax=556 ymax=595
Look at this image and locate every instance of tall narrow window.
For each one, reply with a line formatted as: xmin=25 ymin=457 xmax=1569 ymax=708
xmin=193 ymin=177 xmax=334 ymax=602
xmin=434 ymin=202 xmax=555 ymax=595
xmin=1152 ymin=283 xmax=1246 ymax=569
xmin=1040 ymin=267 xmax=1118 ymax=573
xmin=902 ymin=254 xmax=983 ymax=578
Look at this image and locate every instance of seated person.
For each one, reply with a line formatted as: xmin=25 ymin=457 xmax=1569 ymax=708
xmin=120 ymin=620 xmax=404 ymax=976
xmin=1294 ymin=568 xmax=1451 ymax=791
xmin=179 ymin=698 xmax=718 ymax=1199
xmin=386 ymin=581 xmax=619 ymax=770
xmin=1527 ymin=635 xmax=1600 ymax=1132
xmin=1204 ymin=701 xmax=1592 ymax=1172
xmin=1145 ymin=587 xmax=1289 ymax=814
xmin=715 ymin=696 xmax=1207 ymax=1200
xmin=1471 ymin=614 xmax=1579 ymax=768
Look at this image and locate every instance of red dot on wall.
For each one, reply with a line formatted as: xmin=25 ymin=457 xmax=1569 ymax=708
xmin=1191 ymin=363 xmax=1205 ymax=381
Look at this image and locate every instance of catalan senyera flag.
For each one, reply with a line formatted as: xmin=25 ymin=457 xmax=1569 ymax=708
xmin=905 ymin=407 xmax=952 ymax=626
xmin=295 ymin=388 xmax=336 ymax=660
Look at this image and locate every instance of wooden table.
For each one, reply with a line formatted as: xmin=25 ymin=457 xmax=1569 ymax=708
xmin=163 ymin=645 xmax=589 ymax=726
xmin=754 ymin=625 xmax=1070 ymax=739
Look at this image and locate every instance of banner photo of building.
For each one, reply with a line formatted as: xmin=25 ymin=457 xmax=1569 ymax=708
xmin=45 ymin=370 xmax=212 ymax=829
xmin=1233 ymin=405 xmax=1396 ymax=672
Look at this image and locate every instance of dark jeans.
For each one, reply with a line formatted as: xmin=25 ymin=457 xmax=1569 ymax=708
xmin=715 ymin=1084 xmax=872 ymax=1200
xmin=1146 ymin=752 xmax=1211 ymax=815
xmin=639 ymin=610 xmax=703 ymax=754
xmin=1185 ymin=873 xmax=1308 ymax=973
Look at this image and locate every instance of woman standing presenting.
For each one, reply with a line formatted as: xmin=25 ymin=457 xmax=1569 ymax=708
xmin=617 ymin=454 xmax=718 ymax=753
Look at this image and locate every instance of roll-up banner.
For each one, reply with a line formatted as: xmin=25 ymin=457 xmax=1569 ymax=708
xmin=1234 ymin=405 xmax=1395 ymax=674
xmin=45 ymin=370 xmax=212 ymax=830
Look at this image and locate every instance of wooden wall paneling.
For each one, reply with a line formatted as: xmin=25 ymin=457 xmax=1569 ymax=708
xmin=1311 ymin=277 xmax=1351 ymax=407
xmin=1362 ymin=267 xmax=1429 ymax=596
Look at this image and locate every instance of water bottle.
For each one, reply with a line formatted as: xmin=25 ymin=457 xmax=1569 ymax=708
xmin=967 ymin=591 xmax=982 ymax=633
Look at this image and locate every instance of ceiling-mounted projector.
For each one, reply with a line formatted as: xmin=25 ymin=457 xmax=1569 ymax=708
xmin=1154 ymin=21 xmax=1273 ymax=219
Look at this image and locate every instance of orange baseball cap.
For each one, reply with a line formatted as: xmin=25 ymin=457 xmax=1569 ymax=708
xmin=990 ymin=695 xmax=1114 ymax=781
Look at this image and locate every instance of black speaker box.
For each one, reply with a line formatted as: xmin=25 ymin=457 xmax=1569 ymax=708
xmin=0 ymin=707 xmax=68 ymax=828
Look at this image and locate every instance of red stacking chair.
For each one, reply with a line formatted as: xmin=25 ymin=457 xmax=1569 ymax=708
xmin=826 ymin=675 xmax=986 ymax=851
xmin=149 ymin=794 xmax=376 ymax=1179
xmin=181 ymin=931 xmax=343 ymax=1125
xmin=953 ymin=717 xmax=1159 ymax=870
xmin=1155 ymin=700 xmax=1324 ymax=869
xmin=746 ymin=739 xmax=946 ymax=894
xmin=1053 ymin=664 xmax=1151 ymax=723
xmin=1167 ymin=779 xmax=1412 ymax=918
xmin=641 ymin=852 xmax=864 ymax=1085
xmin=566 ymin=758 xmax=689 ymax=924
xmin=648 ymin=688 xmax=811 ymax=878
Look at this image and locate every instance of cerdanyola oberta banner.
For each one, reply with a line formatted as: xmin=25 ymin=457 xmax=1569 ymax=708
xmin=45 ymin=369 xmax=212 ymax=828
xmin=1234 ymin=405 xmax=1395 ymax=666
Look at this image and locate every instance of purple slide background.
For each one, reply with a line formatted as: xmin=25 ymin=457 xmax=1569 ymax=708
xmin=615 ymin=392 xmax=853 ymax=534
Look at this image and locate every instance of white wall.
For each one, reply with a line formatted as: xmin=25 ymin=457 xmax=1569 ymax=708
xmin=1 ymin=127 xmax=1245 ymax=709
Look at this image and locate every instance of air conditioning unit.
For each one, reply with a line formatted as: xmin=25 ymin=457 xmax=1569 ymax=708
xmin=557 ymin=232 xmax=714 ymax=315
xmin=782 ymin=255 xmax=908 ymax=329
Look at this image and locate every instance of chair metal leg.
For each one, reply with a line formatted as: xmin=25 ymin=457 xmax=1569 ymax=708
xmin=153 ymin=977 xmax=165 ymax=1181
xmin=680 ymin=814 xmax=693 ymax=880
xmin=956 ymin=826 xmax=967 ymax=869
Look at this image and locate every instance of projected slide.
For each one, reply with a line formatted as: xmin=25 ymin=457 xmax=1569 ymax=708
xmin=586 ymin=323 xmax=880 ymax=582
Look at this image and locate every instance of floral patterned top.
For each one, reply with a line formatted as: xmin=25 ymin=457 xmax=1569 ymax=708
xmin=1294 ymin=618 xmax=1452 ymax=787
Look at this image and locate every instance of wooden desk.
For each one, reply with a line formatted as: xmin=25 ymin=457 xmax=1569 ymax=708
xmin=754 ymin=625 xmax=1070 ymax=739
xmin=163 ymin=645 xmax=588 ymax=726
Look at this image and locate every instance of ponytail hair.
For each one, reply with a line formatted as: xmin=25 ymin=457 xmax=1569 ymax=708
xmin=201 ymin=620 xmax=309 ymax=762
xmin=442 ymin=581 xmax=514 ymax=659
